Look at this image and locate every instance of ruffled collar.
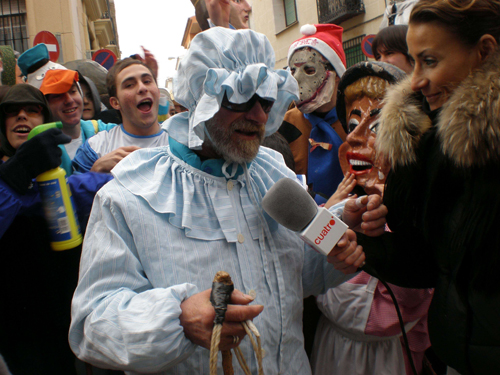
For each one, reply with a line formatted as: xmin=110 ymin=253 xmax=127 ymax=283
xmin=169 ymin=137 xmax=247 ymax=179
xmin=111 ymin=145 xmax=296 ymax=241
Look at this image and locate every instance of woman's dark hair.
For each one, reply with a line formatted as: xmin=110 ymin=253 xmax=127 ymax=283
xmin=410 ymin=0 xmax=500 ymax=46
xmin=372 ymin=25 xmax=411 ymax=64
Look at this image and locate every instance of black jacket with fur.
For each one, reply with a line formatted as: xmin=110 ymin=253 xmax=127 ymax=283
xmin=359 ymin=51 xmax=500 ymax=375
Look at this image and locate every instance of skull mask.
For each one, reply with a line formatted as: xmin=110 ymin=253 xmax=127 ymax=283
xmin=289 ymin=47 xmax=336 ymax=114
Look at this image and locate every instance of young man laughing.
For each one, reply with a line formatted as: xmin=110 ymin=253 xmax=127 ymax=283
xmin=72 ymin=58 xmax=168 ymax=174
xmin=40 ymin=69 xmax=117 ymax=175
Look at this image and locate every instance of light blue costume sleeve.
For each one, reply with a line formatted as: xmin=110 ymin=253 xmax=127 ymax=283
xmin=68 ymin=172 xmax=113 ymax=227
xmin=302 ymin=200 xmax=355 ymax=297
xmin=329 ymin=200 xmax=347 ymax=220
xmin=302 ymin=243 xmax=354 ymax=298
xmin=69 ymin=184 xmax=198 ymax=372
xmin=72 ymin=141 xmax=99 ymax=174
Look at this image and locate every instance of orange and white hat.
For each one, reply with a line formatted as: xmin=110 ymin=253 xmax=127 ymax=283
xmin=18 ymin=44 xmax=67 ymax=89
xmin=39 ymin=69 xmax=79 ymax=95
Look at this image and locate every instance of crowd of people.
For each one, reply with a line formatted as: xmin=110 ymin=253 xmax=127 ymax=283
xmin=0 ymin=0 xmax=499 ymax=374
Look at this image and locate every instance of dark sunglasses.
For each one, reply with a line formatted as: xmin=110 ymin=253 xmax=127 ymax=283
xmin=221 ymin=93 xmax=274 ymax=114
xmin=4 ymin=104 xmax=43 ymax=117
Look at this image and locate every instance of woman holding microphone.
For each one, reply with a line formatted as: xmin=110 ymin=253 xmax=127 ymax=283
xmin=333 ymin=1 xmax=500 ymax=374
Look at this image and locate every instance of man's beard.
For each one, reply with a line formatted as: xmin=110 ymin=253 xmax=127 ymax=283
xmin=205 ymin=117 xmax=265 ymax=164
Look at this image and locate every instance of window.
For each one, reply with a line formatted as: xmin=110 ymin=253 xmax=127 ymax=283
xmin=273 ymin=0 xmax=297 ymax=34
xmin=283 ymin=0 xmax=297 ymax=26
xmin=343 ymin=35 xmax=367 ymax=68
xmin=316 ymin=0 xmax=365 ymax=24
xmin=0 ymin=0 xmax=29 ymax=53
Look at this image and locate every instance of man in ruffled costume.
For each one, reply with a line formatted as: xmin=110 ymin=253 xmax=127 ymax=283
xmin=69 ymin=27 xmax=381 ymax=374
xmin=279 ymin=24 xmax=347 ymax=204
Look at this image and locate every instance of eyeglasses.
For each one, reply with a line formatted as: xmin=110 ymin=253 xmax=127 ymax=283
xmin=4 ymin=104 xmax=43 ymax=118
xmin=221 ymin=93 xmax=274 ymax=114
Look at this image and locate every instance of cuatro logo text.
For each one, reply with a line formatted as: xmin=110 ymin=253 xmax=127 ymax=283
xmin=314 ymin=219 xmax=336 ymax=245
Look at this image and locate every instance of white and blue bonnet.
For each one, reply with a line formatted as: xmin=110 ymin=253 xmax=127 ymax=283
xmin=164 ymin=27 xmax=299 ymax=150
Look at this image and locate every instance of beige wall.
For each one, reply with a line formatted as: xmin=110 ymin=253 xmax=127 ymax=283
xmin=251 ymin=0 xmax=387 ymax=69
xmin=251 ymin=0 xmax=319 ymax=69
xmin=24 ymin=0 xmax=119 ymax=63
xmin=341 ymin=0 xmax=386 ymax=42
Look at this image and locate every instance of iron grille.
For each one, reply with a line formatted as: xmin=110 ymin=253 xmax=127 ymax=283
xmin=0 ymin=0 xmax=28 ymax=53
xmin=316 ymin=0 xmax=365 ymax=25
xmin=343 ymin=35 xmax=367 ymax=68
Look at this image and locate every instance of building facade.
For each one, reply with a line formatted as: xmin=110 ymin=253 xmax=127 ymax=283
xmin=180 ymin=0 xmax=394 ymax=71
xmin=252 ymin=0 xmax=390 ymax=69
xmin=0 ymin=0 xmax=120 ymax=63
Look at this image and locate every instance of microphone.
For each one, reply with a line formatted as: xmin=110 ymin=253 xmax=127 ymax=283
xmin=262 ymin=178 xmax=348 ymax=256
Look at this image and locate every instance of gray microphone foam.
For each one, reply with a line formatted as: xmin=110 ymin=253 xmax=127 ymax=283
xmin=262 ymin=178 xmax=318 ymax=232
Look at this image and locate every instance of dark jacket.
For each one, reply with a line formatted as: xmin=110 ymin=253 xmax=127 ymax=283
xmin=0 ymin=83 xmax=113 ymax=373
xmin=0 ymin=167 xmax=112 ymax=374
xmin=359 ymin=50 xmax=500 ymax=375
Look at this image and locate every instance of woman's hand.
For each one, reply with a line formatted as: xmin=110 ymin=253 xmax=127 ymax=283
xmin=326 ymin=229 xmax=365 ymax=274
xmin=343 ymin=195 xmax=388 ymax=236
xmin=324 ymin=172 xmax=357 ymax=209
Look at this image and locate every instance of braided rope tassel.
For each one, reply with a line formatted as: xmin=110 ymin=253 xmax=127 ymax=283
xmin=242 ymin=321 xmax=264 ymax=375
xmin=210 ymin=324 xmax=223 ymax=374
xmin=209 ymin=271 xmax=264 ymax=375
xmin=234 ymin=347 xmax=252 ymax=375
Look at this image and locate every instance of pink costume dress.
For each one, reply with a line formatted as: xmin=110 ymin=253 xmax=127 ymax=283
xmin=311 ymin=271 xmax=433 ymax=375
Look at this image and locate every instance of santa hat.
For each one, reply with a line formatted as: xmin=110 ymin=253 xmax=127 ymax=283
xmin=288 ymin=24 xmax=346 ymax=77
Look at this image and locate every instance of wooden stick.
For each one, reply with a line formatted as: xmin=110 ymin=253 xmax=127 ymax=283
xmin=222 ymin=350 xmax=234 ymax=375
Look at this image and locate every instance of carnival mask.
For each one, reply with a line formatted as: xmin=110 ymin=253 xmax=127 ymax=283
xmin=289 ymin=47 xmax=336 ymax=114
xmin=338 ymin=96 xmax=390 ymax=195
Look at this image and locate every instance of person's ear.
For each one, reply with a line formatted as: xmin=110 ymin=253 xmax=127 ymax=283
xmin=333 ymin=73 xmax=341 ymax=91
xmin=109 ymin=96 xmax=120 ymax=111
xmin=477 ymin=34 xmax=498 ymax=63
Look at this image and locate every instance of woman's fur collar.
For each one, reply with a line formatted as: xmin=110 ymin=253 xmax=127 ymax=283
xmin=376 ymin=50 xmax=500 ymax=168
xmin=375 ymin=77 xmax=431 ymax=168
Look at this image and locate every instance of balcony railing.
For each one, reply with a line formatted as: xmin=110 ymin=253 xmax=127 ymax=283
xmin=316 ymin=0 xmax=365 ymax=25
